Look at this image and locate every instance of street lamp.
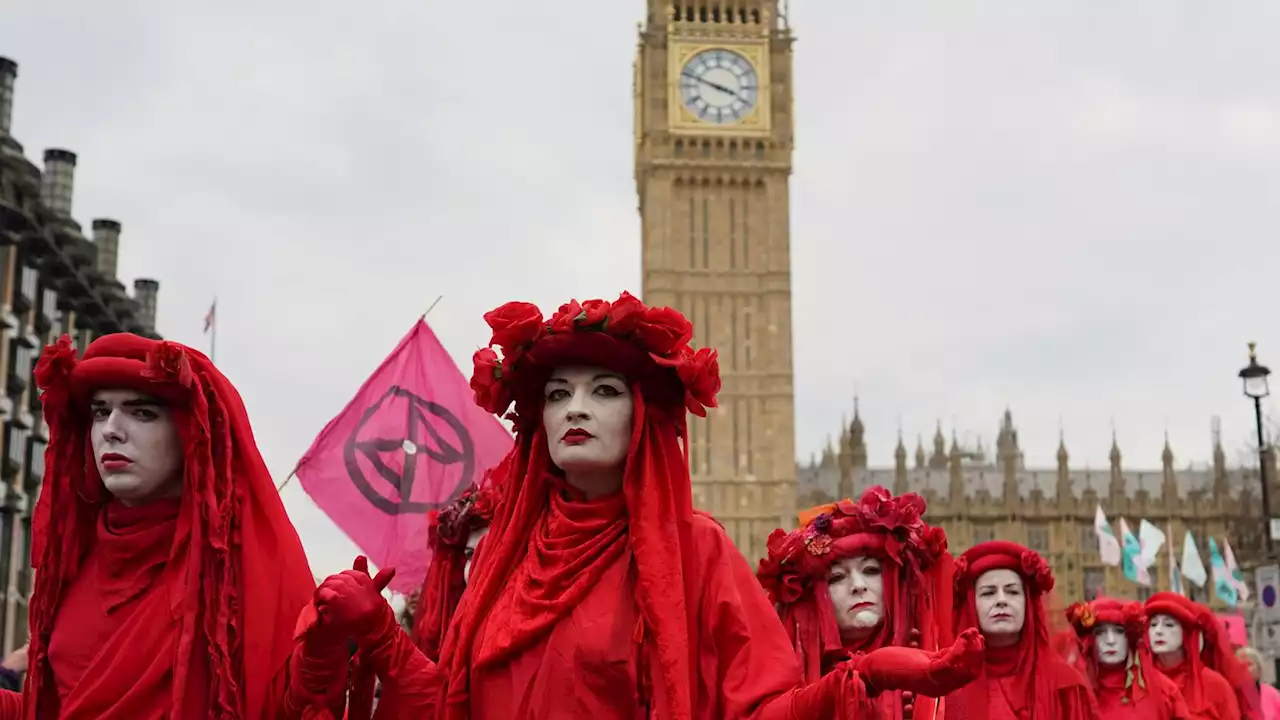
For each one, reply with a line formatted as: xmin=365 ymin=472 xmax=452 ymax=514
xmin=1240 ymin=342 xmax=1272 ymax=555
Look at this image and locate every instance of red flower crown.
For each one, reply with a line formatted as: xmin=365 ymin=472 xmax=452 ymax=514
xmin=468 ymin=292 xmax=720 ymax=422
xmin=756 ymin=486 xmax=947 ymax=606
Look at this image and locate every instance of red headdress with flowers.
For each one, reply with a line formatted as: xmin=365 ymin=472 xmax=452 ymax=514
xmin=434 ymin=292 xmax=719 ymax=720
xmin=1063 ymin=598 xmax=1157 ymax=705
xmin=27 ymin=334 xmax=314 ymax=718
xmin=468 ymin=292 xmax=719 ymax=428
xmin=411 ymin=472 xmax=502 ymax=661
xmin=755 ymin=487 xmax=953 ymax=720
xmin=1145 ymin=591 xmax=1261 ymax=717
xmin=946 ymin=541 xmax=1089 ymax=720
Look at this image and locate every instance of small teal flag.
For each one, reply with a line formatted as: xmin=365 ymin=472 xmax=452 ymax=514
xmin=1119 ymin=519 xmax=1149 ymax=585
xmin=1209 ymin=538 xmax=1238 ymax=607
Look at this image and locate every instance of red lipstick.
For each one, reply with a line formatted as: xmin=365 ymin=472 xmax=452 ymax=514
xmin=561 ymin=428 xmax=593 ymax=445
xmin=100 ymin=452 xmax=132 ymax=471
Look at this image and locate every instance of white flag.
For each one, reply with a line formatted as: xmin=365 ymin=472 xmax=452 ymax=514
xmin=1224 ymin=539 xmax=1250 ymax=603
xmin=1095 ymin=505 xmax=1121 ymax=566
xmin=1181 ymin=530 xmax=1208 ymax=588
xmin=1137 ymin=519 xmax=1166 ymax=569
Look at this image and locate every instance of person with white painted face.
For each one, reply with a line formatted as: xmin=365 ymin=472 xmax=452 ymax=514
xmin=1145 ymin=592 xmax=1250 ymax=720
xmin=756 ymin=487 xmax=982 ymax=720
xmin=946 ymin=541 xmax=1099 ymax=720
xmin=0 ymin=334 xmax=337 ymax=719
xmin=1063 ymin=597 xmax=1189 ymax=719
xmin=304 ymin=293 xmax=988 ymax=719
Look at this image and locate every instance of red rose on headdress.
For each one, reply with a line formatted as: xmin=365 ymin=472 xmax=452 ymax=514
xmin=577 ymin=299 xmax=610 ymax=329
xmin=34 ymin=335 xmax=77 ymax=393
xmin=484 ymin=301 xmax=544 ymax=349
xmin=634 ymin=306 xmax=693 ymax=356
xmin=1020 ymin=550 xmax=1055 ymax=593
xmin=679 ymin=347 xmax=720 ymax=414
xmin=922 ymin=526 xmax=948 ymax=562
xmin=470 ymin=348 xmax=508 ymax=413
xmin=549 ymin=300 xmax=583 ymax=334
xmin=605 ymin=291 xmax=644 ymax=336
xmin=144 ymin=341 xmax=194 ymax=388
xmin=654 ymin=346 xmax=722 ymax=416
xmin=757 ymin=529 xmax=806 ymax=604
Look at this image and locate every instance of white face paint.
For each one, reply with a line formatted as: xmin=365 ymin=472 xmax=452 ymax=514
xmin=542 ymin=365 xmax=633 ymax=492
xmin=90 ymin=389 xmax=183 ymax=507
xmin=974 ymin=568 xmax=1027 ymax=644
xmin=826 ymin=555 xmax=885 ymax=639
xmin=1148 ymin=613 xmax=1184 ymax=656
xmin=462 ymin=526 xmax=489 ymax=585
xmin=1094 ymin=623 xmax=1129 ymax=666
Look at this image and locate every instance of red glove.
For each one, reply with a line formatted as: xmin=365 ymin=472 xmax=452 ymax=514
xmin=848 ymin=627 xmax=985 ymax=698
xmin=315 ymin=555 xmax=397 ymax=642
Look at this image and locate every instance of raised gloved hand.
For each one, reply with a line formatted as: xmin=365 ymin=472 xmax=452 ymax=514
xmin=315 ymin=555 xmax=397 ymax=642
xmin=848 ymin=627 xmax=985 ymax=698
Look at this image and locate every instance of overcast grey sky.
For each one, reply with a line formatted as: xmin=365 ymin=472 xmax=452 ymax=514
xmin=3 ymin=1 xmax=1279 ymax=579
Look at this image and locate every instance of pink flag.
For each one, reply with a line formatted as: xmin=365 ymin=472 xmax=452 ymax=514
xmin=296 ymin=319 xmax=512 ymax=593
xmin=1215 ymin=612 xmax=1248 ymax=647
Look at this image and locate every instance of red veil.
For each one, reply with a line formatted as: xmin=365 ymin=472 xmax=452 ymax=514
xmin=24 ymin=334 xmax=315 ymax=718
xmin=434 ymin=294 xmax=722 ymax=719
xmin=1145 ymin=591 xmax=1257 ymax=720
xmin=756 ymin=487 xmax=953 ymax=720
xmin=946 ymin=541 xmax=1096 ymax=720
xmin=409 ymin=478 xmax=499 ymax=661
xmin=1064 ymin=597 xmax=1187 ymax=718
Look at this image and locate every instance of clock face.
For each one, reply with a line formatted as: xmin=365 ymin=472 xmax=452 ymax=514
xmin=679 ymin=49 xmax=759 ymax=125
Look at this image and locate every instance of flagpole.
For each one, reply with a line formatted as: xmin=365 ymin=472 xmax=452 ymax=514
xmin=420 ymin=295 xmax=443 ymax=320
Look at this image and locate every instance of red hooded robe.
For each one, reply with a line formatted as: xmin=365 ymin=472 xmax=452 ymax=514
xmin=1144 ymin=592 xmax=1252 ymax=720
xmin=330 ymin=293 xmax=874 ymax=719
xmin=757 ymin=488 xmax=955 ymax=720
xmin=0 ymin=334 xmax=334 ymax=719
xmin=945 ymin=540 xmax=1098 ymax=720
xmin=1063 ymin=597 xmax=1189 ymax=720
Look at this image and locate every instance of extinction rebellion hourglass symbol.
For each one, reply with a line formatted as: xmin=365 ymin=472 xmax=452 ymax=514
xmin=343 ymin=385 xmax=477 ymax=515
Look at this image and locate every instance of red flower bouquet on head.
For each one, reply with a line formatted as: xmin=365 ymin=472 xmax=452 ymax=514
xmin=468 ymin=291 xmax=721 ymax=423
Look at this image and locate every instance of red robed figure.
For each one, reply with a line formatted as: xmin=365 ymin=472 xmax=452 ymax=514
xmin=0 ymin=334 xmax=333 ymax=719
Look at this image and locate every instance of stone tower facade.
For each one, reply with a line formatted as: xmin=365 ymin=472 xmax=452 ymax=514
xmin=633 ymin=1 xmax=797 ymax=562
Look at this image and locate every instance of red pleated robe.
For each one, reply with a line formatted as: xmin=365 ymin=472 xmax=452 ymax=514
xmin=365 ymin=487 xmax=866 ymax=718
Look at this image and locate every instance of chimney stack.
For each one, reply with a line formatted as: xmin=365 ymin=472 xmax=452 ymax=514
xmin=0 ymin=57 xmax=16 ymax=136
xmin=91 ymin=219 xmax=121 ymax=279
xmin=41 ymin=148 xmax=77 ymax=217
xmin=133 ymin=279 xmax=159 ymax=333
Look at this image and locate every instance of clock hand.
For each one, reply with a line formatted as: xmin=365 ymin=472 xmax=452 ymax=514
xmin=681 ymin=72 xmax=741 ymax=99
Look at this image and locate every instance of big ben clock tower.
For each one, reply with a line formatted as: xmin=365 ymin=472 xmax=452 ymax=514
xmin=634 ymin=0 xmax=797 ymax=562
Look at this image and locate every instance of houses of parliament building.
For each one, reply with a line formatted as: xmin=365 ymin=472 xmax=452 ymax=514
xmin=797 ymin=405 xmax=1275 ymax=607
